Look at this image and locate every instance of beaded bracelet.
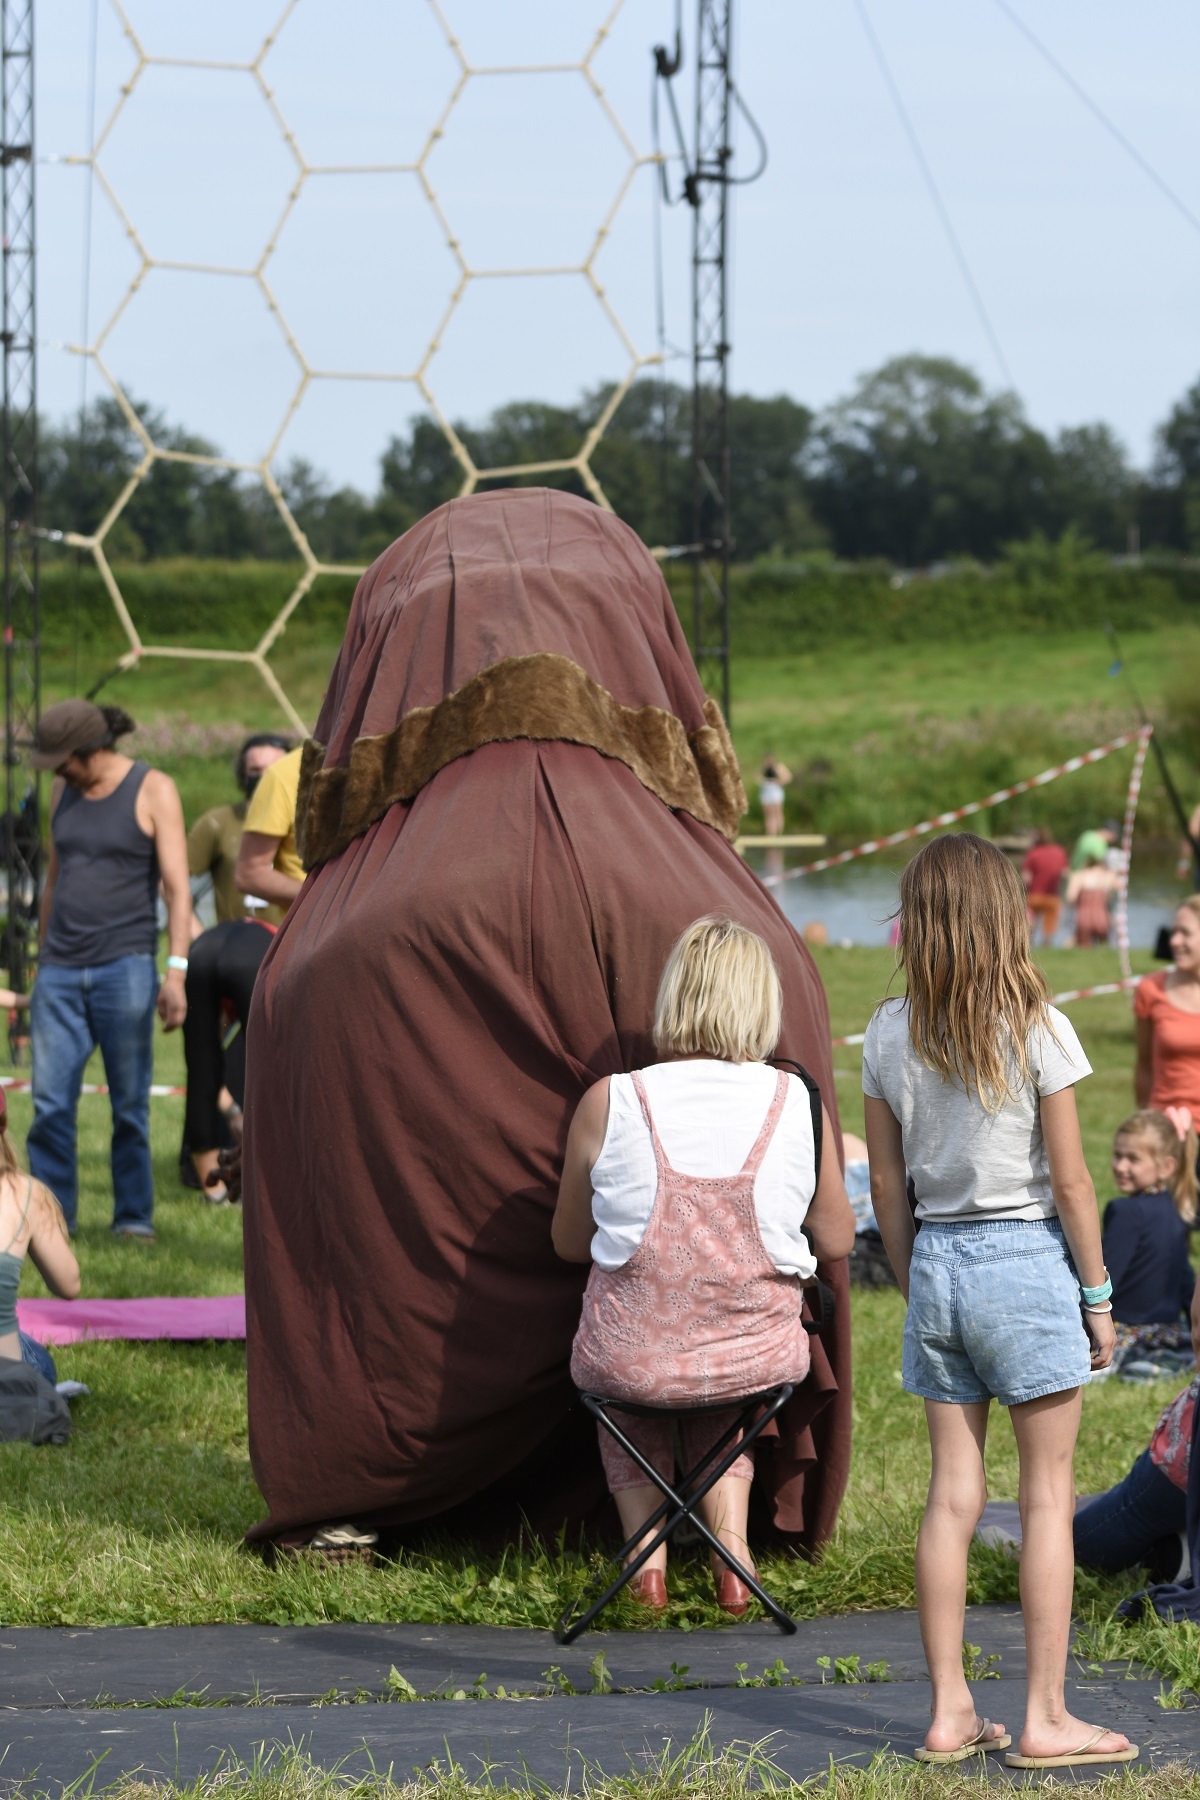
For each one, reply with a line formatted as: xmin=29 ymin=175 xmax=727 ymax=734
xmin=1081 ymin=1272 xmax=1113 ymax=1305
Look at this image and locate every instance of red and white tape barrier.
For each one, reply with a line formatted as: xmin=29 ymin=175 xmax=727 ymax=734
xmin=764 ymin=729 xmax=1148 ymax=889
xmin=831 ymin=976 xmax=1146 ymax=1050
xmin=1115 ymin=726 xmax=1153 ymax=980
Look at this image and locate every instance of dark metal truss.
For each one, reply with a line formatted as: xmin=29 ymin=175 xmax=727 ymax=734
xmin=2 ymin=0 xmax=39 ymax=1035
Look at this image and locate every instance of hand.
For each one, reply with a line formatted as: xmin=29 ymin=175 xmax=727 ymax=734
xmin=207 ymin=1143 xmax=241 ymax=1204
xmin=1084 ymin=1307 xmax=1117 ymax=1370
xmin=157 ymin=969 xmax=187 ymax=1032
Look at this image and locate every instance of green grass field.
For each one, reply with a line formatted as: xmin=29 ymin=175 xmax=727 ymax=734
xmin=41 ymin=604 xmax=1200 ymax=844
xmin=5 ymin=941 xmax=1198 ymax=1708
xmin=12 ymin=604 xmax=1200 ymax=1800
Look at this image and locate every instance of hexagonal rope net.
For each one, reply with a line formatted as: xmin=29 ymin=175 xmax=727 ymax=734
xmin=58 ymin=0 xmax=659 ymax=733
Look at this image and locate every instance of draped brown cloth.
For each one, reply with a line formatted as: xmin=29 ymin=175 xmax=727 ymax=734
xmin=243 ymin=487 xmax=851 ymax=1551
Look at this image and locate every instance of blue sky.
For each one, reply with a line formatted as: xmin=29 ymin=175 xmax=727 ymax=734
xmin=38 ymin=0 xmax=1200 ymax=493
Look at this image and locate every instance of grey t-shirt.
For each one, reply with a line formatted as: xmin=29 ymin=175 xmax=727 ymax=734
xmin=861 ymin=999 xmax=1092 ymax=1222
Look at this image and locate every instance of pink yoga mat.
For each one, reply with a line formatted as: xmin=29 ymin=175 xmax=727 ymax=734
xmin=16 ymin=1296 xmax=246 ymax=1345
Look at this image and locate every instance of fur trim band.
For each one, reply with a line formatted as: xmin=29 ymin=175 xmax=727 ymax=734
xmin=297 ymin=651 xmax=746 ymax=868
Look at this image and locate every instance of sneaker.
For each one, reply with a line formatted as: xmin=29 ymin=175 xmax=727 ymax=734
xmin=112 ymin=1224 xmax=155 ymax=1242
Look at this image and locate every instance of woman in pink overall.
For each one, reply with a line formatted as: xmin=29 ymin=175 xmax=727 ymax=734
xmin=553 ymin=916 xmax=854 ymax=1614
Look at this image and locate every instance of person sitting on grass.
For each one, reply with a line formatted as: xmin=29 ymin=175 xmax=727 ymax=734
xmin=553 ymin=915 xmax=853 ymax=1617
xmin=865 ymin=831 xmax=1134 ymax=1770
xmin=1074 ymin=1359 xmax=1198 ymax=1585
xmin=0 ymin=1088 xmax=79 ymax=1384
xmin=1102 ymin=1108 xmax=1196 ymax=1372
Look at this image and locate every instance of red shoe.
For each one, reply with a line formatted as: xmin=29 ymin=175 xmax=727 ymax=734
xmin=714 ymin=1568 xmax=753 ymax=1616
xmin=628 ymin=1568 xmax=668 ymax=1611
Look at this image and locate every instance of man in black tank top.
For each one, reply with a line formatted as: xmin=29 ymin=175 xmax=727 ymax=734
xmin=27 ymin=700 xmax=193 ymax=1239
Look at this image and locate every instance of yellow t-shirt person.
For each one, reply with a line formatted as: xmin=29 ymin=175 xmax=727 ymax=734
xmin=243 ymin=745 xmax=304 ymax=885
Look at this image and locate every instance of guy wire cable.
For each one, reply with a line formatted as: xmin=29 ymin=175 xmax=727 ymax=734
xmin=851 ymin=0 xmax=1013 ymax=388
xmin=991 ymin=0 xmax=1200 ymax=245
xmin=1104 ymin=621 xmax=1200 ymax=858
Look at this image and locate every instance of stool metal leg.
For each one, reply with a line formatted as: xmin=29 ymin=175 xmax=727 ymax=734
xmin=555 ymin=1387 xmax=798 ymax=1643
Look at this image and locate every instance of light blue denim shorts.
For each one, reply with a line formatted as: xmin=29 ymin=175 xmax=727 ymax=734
xmin=903 ymin=1218 xmax=1091 ymax=1408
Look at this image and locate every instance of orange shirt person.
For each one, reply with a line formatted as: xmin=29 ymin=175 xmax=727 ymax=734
xmin=1135 ymin=898 xmax=1200 ymax=1117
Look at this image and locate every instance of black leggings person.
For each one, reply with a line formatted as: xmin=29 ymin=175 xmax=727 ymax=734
xmin=183 ymin=921 xmax=274 ymax=1165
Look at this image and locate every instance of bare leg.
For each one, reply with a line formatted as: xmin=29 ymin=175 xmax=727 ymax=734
xmin=1010 ymin=1389 xmax=1130 ymax=1760
xmin=764 ymin=802 xmax=783 ymax=837
xmin=917 ymin=1400 xmax=1006 ymax=1753
xmin=613 ymin=1486 xmax=668 ymax=1574
xmin=697 ymin=1474 xmax=753 ymax=1575
xmin=190 ymin=1147 xmax=227 ymax=1200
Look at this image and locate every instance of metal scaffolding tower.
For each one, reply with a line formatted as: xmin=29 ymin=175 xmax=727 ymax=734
xmin=655 ymin=1 xmax=763 ymax=722
xmin=688 ymin=0 xmax=733 ymax=722
xmin=1 ymin=0 xmax=39 ymax=1037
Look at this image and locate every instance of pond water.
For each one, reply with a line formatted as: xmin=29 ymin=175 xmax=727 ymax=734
xmin=743 ymin=848 xmax=1186 ymax=952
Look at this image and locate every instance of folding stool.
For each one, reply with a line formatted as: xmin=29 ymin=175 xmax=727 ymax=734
xmin=554 ymin=1383 xmax=798 ymax=1644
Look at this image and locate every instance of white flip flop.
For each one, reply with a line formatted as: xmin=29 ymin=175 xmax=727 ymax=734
xmin=1005 ymin=1728 xmax=1139 ymax=1769
xmin=914 ymin=1719 xmax=1011 ymax=1763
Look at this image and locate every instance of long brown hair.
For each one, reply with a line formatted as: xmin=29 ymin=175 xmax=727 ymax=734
xmin=891 ymin=832 xmax=1053 ymax=1111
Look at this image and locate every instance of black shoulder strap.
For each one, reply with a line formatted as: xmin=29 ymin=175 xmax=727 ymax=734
xmin=767 ymin=1057 xmax=836 ymax=1339
xmin=767 ymin=1056 xmax=822 ymax=1177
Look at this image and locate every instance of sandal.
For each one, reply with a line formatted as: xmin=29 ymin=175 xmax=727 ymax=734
xmin=915 ymin=1719 xmax=1011 ymax=1763
xmin=1006 ymin=1729 xmax=1138 ymax=1769
xmin=301 ymin=1522 xmax=378 ymax=1566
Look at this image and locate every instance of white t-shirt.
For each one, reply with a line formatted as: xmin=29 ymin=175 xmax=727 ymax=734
xmin=861 ymin=999 xmax=1092 ymax=1222
xmin=588 ymin=1060 xmax=819 ymax=1278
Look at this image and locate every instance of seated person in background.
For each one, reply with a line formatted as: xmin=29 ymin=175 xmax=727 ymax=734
xmin=234 ymin=744 xmax=305 ymax=917
xmin=842 ymin=1130 xmax=872 ymax=1229
xmin=1074 ymin=1365 xmax=1197 ymax=1583
xmin=0 ymin=1089 xmax=79 ymax=1384
xmin=1021 ymin=829 xmax=1068 ymax=946
xmin=188 ymin=734 xmax=291 ymax=927
xmin=553 ymin=916 xmax=854 ymax=1616
xmin=1103 ymin=1109 xmax=1196 ymax=1369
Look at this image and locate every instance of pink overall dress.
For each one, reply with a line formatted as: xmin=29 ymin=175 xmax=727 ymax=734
xmin=570 ymin=1069 xmax=812 ymax=1491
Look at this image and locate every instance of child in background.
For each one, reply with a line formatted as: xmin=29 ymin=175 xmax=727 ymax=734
xmin=865 ymin=832 xmax=1134 ymax=1769
xmin=1103 ymin=1108 xmax=1195 ymax=1371
xmin=0 ymin=1088 xmax=78 ymax=1383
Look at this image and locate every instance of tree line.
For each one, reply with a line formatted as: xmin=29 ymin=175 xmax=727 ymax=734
xmin=40 ymin=354 xmax=1200 ymax=568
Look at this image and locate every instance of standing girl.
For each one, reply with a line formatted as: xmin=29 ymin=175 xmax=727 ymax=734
xmin=864 ymin=833 xmax=1134 ymax=1770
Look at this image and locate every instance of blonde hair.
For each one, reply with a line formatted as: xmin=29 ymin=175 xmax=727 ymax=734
xmin=1115 ymin=1110 xmax=1198 ymax=1224
xmin=890 ymin=832 xmax=1053 ymax=1112
xmin=1176 ymin=896 xmax=1200 ymax=930
xmin=653 ymin=916 xmax=782 ymax=1063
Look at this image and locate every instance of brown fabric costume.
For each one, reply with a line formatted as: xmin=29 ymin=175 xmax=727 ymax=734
xmin=243 ymin=487 xmax=851 ymax=1551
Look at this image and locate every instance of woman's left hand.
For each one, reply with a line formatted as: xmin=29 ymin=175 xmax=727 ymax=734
xmin=1084 ymin=1308 xmax=1116 ymax=1370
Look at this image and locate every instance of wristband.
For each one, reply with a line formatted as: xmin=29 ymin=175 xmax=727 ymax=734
xmin=1081 ymin=1272 xmax=1112 ymax=1305
xmin=1083 ymin=1301 xmax=1113 ymax=1315
xmin=166 ymin=955 xmax=189 ymax=973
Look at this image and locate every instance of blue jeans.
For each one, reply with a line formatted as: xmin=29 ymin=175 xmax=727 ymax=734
xmin=1073 ymin=1450 xmax=1187 ymax=1573
xmin=28 ymin=955 xmax=158 ymax=1233
xmin=19 ymin=1332 xmax=56 ymax=1384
